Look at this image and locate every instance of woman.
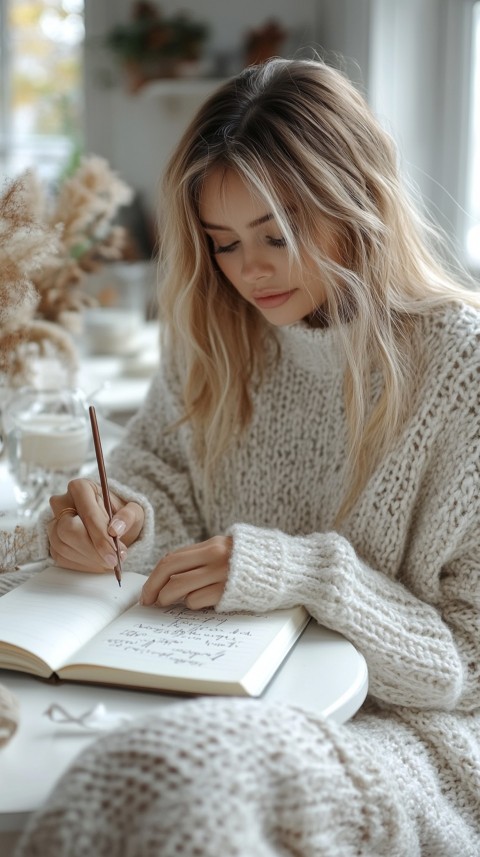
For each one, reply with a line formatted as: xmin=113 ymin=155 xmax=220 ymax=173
xmin=13 ymin=58 xmax=480 ymax=856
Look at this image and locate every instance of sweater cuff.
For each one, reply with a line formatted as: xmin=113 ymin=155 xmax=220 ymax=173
xmin=217 ymin=522 xmax=343 ymax=614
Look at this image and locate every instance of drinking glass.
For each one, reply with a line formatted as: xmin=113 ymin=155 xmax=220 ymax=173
xmin=3 ymin=387 xmax=90 ymax=517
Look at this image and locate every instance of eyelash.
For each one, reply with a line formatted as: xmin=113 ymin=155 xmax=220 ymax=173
xmin=212 ymin=236 xmax=287 ymax=255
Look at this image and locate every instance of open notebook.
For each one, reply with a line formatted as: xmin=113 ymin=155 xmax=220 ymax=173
xmin=0 ymin=567 xmax=309 ymax=697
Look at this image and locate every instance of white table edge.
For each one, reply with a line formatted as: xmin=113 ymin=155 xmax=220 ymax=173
xmin=0 ymin=621 xmax=368 ymax=835
xmin=320 ymin=657 xmax=368 ymax=722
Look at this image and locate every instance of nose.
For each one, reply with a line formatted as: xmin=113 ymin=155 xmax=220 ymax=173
xmin=241 ymin=250 xmax=274 ymax=283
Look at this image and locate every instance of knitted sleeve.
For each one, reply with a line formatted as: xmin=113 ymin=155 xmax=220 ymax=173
xmin=218 ymin=337 xmax=480 ymax=713
xmin=219 ymin=521 xmax=478 ymax=712
xmin=99 ymin=357 xmax=207 ymax=571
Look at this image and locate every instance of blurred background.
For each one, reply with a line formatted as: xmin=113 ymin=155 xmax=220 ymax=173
xmin=0 ymin=0 xmax=479 ymax=531
xmin=1 ymin=0 xmax=479 ymax=273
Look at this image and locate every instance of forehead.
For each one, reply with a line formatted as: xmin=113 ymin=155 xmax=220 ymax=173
xmin=198 ymin=168 xmax=268 ymax=225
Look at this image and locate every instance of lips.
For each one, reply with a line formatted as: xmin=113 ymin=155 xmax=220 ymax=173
xmin=252 ymin=289 xmax=296 ymax=309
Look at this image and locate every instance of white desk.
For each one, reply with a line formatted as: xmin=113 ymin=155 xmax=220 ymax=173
xmin=79 ymin=358 xmax=151 ymax=421
xmin=0 ymin=622 xmax=367 ymax=852
xmin=78 ymin=320 xmax=159 ymax=423
xmin=1 ymin=336 xmax=369 ymax=852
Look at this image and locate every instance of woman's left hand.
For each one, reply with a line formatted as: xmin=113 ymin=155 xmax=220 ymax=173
xmin=141 ymin=535 xmax=233 ymax=610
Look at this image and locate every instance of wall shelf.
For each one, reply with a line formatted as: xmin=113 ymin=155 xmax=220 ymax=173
xmin=141 ymin=78 xmax=226 ymax=99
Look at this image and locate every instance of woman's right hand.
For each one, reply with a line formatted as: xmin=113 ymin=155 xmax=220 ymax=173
xmin=47 ymin=478 xmax=145 ymax=573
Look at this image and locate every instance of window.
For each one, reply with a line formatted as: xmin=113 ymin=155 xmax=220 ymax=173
xmin=466 ymin=0 xmax=480 ymax=268
xmin=0 ymin=0 xmax=84 ymax=184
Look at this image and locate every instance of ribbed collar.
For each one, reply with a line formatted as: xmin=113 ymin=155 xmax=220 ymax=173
xmin=275 ymin=320 xmax=347 ymax=379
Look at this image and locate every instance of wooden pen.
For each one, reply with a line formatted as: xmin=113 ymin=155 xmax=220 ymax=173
xmin=88 ymin=405 xmax=122 ymax=587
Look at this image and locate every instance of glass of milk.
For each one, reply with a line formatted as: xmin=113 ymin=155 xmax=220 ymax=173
xmin=3 ymin=387 xmax=90 ymax=517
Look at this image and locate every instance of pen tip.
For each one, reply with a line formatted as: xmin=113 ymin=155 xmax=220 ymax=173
xmin=118 ymin=580 xmax=121 ymax=588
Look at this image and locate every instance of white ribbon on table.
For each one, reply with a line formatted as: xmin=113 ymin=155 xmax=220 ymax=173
xmin=44 ymin=702 xmax=134 ymax=733
xmin=0 ymin=683 xmax=20 ymax=747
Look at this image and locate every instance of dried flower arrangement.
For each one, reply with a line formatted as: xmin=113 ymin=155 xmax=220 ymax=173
xmin=0 ymin=157 xmax=133 ymax=388
xmin=0 ymin=521 xmax=36 ymax=573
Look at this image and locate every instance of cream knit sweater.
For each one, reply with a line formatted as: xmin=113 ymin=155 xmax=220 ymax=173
xmin=11 ymin=302 xmax=480 ymax=856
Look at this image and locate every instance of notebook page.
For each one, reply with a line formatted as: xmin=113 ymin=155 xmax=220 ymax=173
xmin=0 ymin=567 xmax=144 ymax=671
xmin=62 ymin=602 xmax=307 ymax=689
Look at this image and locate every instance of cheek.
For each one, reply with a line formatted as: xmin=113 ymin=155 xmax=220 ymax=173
xmin=215 ymin=255 xmax=239 ymax=287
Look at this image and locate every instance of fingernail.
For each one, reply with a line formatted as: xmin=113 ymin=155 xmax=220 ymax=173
xmin=103 ymin=553 xmax=118 ymax=568
xmin=110 ymin=519 xmax=126 ymax=536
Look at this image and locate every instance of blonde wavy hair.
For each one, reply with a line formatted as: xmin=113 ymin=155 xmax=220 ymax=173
xmin=158 ymin=58 xmax=479 ymax=522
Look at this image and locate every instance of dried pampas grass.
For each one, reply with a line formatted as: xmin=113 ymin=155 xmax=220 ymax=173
xmin=0 ymin=175 xmax=75 ymax=385
xmin=0 ymin=157 xmax=133 ymax=386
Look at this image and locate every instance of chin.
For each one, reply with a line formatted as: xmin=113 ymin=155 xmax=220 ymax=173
xmin=260 ymin=302 xmax=314 ymax=327
xmin=262 ymin=311 xmax=305 ymax=327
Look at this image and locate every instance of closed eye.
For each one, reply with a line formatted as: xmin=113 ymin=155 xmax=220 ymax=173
xmin=212 ymin=240 xmax=239 ymax=255
xmin=206 ymin=230 xmax=287 ymax=255
xmin=211 ymin=236 xmax=287 ymax=254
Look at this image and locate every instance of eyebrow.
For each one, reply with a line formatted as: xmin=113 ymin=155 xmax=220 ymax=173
xmin=200 ymin=213 xmax=274 ymax=231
